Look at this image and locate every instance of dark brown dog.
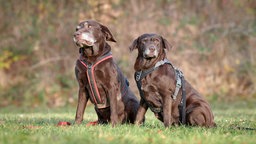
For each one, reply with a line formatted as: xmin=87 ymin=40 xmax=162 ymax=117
xmin=130 ymin=33 xmax=216 ymax=127
xmin=73 ymin=20 xmax=140 ymax=126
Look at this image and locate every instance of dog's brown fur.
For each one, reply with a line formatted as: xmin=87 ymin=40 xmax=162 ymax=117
xmin=130 ymin=33 xmax=216 ymax=127
xmin=73 ymin=20 xmax=140 ymax=126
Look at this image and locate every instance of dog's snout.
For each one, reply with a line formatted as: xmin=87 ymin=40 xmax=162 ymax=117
xmin=149 ymin=46 xmax=155 ymax=52
xmin=74 ymin=31 xmax=80 ymax=37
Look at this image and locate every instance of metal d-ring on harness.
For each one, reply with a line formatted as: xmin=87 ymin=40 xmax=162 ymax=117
xmin=134 ymin=58 xmax=186 ymax=124
xmin=79 ymin=52 xmax=129 ymax=109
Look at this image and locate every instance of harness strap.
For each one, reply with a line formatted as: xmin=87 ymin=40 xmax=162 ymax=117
xmin=135 ymin=59 xmax=171 ymax=81
xmin=134 ymin=58 xmax=186 ymax=124
xmin=180 ymin=76 xmax=186 ymax=124
xmin=79 ymin=52 xmax=113 ymax=106
xmin=79 ymin=52 xmax=130 ymax=109
xmin=173 ymin=69 xmax=182 ymax=100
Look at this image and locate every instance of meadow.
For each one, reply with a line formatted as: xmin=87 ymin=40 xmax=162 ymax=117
xmin=1 ymin=1 xmax=255 ymax=143
xmin=0 ymin=101 xmax=255 ymax=144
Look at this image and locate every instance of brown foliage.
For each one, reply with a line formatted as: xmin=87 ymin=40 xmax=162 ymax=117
xmin=0 ymin=0 xmax=255 ymax=107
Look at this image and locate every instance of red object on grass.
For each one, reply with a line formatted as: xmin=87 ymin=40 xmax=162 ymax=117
xmin=86 ymin=121 xmax=98 ymax=126
xmin=57 ymin=121 xmax=71 ymax=126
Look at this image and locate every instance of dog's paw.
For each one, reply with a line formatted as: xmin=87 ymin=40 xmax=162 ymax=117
xmin=134 ymin=120 xmax=143 ymax=126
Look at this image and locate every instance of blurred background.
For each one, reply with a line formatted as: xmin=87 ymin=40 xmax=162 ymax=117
xmin=0 ymin=0 xmax=255 ymax=108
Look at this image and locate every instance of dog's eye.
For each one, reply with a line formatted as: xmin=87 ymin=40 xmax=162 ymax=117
xmin=142 ymin=39 xmax=148 ymax=43
xmin=88 ymin=25 xmax=92 ymax=29
xmin=75 ymin=26 xmax=80 ymax=31
xmin=153 ymin=38 xmax=160 ymax=43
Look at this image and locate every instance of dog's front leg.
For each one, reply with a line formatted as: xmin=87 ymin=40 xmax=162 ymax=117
xmin=135 ymin=99 xmax=148 ymax=125
xmin=162 ymin=95 xmax=172 ymax=127
xmin=75 ymin=82 xmax=88 ymax=124
xmin=108 ymin=83 xmax=119 ymax=127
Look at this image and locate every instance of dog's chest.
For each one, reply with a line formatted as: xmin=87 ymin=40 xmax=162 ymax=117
xmin=141 ymin=79 xmax=163 ymax=106
xmin=79 ymin=58 xmax=119 ymax=108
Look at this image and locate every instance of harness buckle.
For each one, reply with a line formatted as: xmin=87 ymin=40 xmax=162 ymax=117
xmin=176 ymin=76 xmax=182 ymax=88
xmin=176 ymin=68 xmax=184 ymax=77
xmin=135 ymin=71 xmax=142 ymax=81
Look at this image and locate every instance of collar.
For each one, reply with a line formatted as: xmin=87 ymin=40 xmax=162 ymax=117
xmin=135 ymin=58 xmax=174 ymax=81
xmin=79 ymin=52 xmax=112 ymax=66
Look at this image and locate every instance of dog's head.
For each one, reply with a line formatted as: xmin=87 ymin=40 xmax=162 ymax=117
xmin=129 ymin=33 xmax=172 ymax=60
xmin=73 ymin=20 xmax=116 ymax=56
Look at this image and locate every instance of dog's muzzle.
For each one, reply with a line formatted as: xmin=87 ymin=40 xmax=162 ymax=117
xmin=143 ymin=46 xmax=158 ymax=59
xmin=73 ymin=32 xmax=96 ymax=48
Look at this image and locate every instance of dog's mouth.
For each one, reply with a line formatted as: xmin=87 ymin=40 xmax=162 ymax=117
xmin=143 ymin=52 xmax=158 ymax=60
xmin=73 ymin=33 xmax=96 ymax=48
xmin=144 ymin=57 xmax=156 ymax=61
xmin=143 ymin=47 xmax=159 ymax=60
xmin=82 ymin=45 xmax=93 ymax=49
xmin=143 ymin=54 xmax=157 ymax=60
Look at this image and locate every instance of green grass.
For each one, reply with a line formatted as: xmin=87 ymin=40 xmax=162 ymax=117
xmin=0 ymin=101 xmax=255 ymax=144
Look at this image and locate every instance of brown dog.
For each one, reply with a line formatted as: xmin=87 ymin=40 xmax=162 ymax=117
xmin=73 ymin=20 xmax=140 ymax=126
xmin=130 ymin=33 xmax=216 ymax=127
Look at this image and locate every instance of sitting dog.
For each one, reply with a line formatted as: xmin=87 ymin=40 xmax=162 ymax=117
xmin=129 ymin=33 xmax=216 ymax=127
xmin=73 ymin=20 xmax=140 ymax=126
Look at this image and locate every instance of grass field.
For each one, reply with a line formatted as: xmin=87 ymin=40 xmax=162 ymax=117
xmin=0 ymin=101 xmax=255 ymax=144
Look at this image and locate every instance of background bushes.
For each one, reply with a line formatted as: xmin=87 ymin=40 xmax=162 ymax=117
xmin=0 ymin=0 xmax=255 ymax=107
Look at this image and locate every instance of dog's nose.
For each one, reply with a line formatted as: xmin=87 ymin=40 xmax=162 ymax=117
xmin=73 ymin=31 xmax=80 ymax=37
xmin=149 ymin=46 xmax=155 ymax=52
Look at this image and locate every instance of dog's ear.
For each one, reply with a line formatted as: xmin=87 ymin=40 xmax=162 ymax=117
xmin=161 ymin=37 xmax=172 ymax=50
xmin=129 ymin=37 xmax=139 ymax=52
xmin=100 ymin=24 xmax=117 ymax=42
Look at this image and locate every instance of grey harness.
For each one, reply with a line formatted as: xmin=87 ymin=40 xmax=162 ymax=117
xmin=134 ymin=58 xmax=186 ymax=124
